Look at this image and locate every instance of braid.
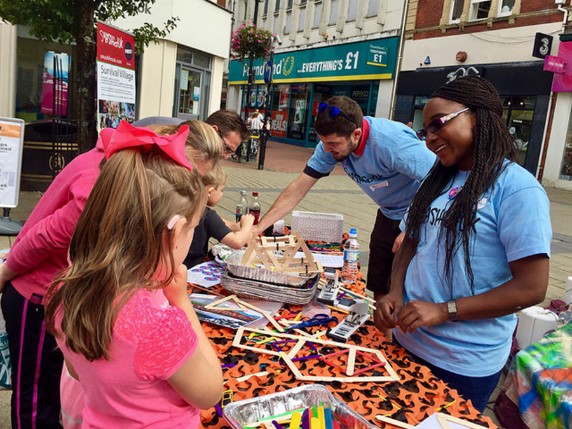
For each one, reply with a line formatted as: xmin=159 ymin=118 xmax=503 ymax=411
xmin=404 ymin=76 xmax=518 ymax=295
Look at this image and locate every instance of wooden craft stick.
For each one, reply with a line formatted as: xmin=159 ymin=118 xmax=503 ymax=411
xmin=436 ymin=413 xmax=488 ymax=429
xmin=204 ymin=295 xmax=238 ymax=309
xmin=375 ymin=415 xmax=414 ymax=429
xmin=339 ymin=286 xmax=375 ymax=303
xmin=346 ymin=346 xmax=357 ymax=376
xmin=236 ymin=371 xmax=270 ymax=383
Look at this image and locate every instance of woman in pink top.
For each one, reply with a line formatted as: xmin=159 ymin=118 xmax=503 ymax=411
xmin=45 ymin=121 xmax=224 ymax=427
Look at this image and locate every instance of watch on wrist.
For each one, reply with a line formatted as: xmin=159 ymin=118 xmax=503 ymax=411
xmin=447 ymin=300 xmax=459 ymax=322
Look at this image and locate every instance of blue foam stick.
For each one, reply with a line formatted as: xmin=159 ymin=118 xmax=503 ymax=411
xmin=324 ymin=408 xmax=333 ymax=429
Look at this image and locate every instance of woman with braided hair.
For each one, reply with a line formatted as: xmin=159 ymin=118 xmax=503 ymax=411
xmin=375 ymin=76 xmax=552 ymax=411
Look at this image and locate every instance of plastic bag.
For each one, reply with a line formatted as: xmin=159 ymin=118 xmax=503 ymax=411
xmin=0 ymin=330 xmax=11 ymax=388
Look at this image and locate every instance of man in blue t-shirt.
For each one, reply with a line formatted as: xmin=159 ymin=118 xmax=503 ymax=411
xmin=255 ymin=96 xmax=436 ymax=307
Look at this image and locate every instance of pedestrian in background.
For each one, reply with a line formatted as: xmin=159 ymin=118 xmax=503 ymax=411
xmin=375 ymin=76 xmax=551 ymax=411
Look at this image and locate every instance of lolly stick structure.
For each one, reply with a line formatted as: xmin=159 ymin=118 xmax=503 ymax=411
xmin=233 ymin=326 xmax=399 ymax=383
xmin=240 ymin=232 xmax=322 ymax=275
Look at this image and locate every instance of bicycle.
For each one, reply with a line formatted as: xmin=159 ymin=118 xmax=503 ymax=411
xmin=238 ymin=130 xmax=259 ymax=162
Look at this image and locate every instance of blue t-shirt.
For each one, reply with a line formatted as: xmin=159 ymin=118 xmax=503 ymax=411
xmin=306 ymin=117 xmax=436 ymax=220
xmin=394 ymin=162 xmax=552 ymax=377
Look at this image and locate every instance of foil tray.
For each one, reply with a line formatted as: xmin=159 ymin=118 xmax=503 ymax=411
xmin=225 ymin=250 xmax=318 ymax=287
xmin=220 ymin=272 xmax=319 ymax=305
xmin=223 ymin=384 xmax=376 ymax=429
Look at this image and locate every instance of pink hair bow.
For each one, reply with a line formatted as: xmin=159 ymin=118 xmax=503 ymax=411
xmin=101 ymin=120 xmax=193 ymax=171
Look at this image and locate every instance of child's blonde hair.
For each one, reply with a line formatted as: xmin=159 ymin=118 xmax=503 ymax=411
xmin=46 ymin=139 xmax=206 ymax=361
xmin=201 ymin=163 xmax=226 ymax=189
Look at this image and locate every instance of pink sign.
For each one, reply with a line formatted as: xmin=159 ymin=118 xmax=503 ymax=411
xmin=552 ymin=42 xmax=572 ymax=92
xmin=544 ymin=55 xmax=565 ymax=74
xmin=41 ymin=51 xmax=70 ymax=116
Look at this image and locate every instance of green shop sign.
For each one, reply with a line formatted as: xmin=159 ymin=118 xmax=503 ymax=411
xmin=229 ymin=37 xmax=399 ymax=84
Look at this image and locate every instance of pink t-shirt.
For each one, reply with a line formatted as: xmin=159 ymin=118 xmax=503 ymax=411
xmin=56 ymin=289 xmax=199 ymax=428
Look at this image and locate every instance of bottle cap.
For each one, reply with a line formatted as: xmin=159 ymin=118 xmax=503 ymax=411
xmin=240 ymin=190 xmax=247 ymax=195
xmin=252 ymin=192 xmax=259 ymax=196
xmin=349 ymin=227 xmax=357 ymax=237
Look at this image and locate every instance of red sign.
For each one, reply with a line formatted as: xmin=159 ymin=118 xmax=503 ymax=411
xmin=544 ymin=55 xmax=565 ymax=74
xmin=552 ymin=42 xmax=572 ymax=92
xmin=96 ymin=22 xmax=135 ymax=70
xmin=270 ymin=110 xmax=288 ymax=138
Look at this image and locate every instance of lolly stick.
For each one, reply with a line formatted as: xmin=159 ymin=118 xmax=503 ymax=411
xmin=375 ymin=415 xmax=414 ymax=429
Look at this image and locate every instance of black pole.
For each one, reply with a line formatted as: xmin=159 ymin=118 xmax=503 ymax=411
xmin=243 ymin=0 xmax=260 ymax=122
xmin=257 ymin=43 xmax=274 ymax=170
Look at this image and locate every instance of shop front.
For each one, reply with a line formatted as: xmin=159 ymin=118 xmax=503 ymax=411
xmin=228 ymin=37 xmax=398 ymax=147
xmin=395 ymin=62 xmax=552 ymax=176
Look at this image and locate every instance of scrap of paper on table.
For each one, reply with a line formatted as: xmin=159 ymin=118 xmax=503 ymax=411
xmin=187 ymin=261 xmax=225 ymax=287
xmin=294 ymin=252 xmax=343 ymax=268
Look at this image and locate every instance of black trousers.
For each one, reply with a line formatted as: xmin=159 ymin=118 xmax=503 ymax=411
xmin=1 ymin=282 xmax=63 ymax=429
xmin=366 ymin=210 xmax=402 ymax=295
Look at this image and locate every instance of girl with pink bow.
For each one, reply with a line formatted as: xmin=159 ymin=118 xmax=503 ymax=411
xmin=45 ymin=122 xmax=223 ymax=427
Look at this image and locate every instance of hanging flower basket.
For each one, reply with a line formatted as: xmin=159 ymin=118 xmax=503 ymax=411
xmin=231 ymin=23 xmax=273 ymax=61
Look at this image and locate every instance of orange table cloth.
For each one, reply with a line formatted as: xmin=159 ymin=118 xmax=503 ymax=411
xmin=196 ymin=282 xmax=496 ymax=429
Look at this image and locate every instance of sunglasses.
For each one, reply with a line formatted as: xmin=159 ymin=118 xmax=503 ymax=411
xmin=318 ymin=102 xmax=359 ymax=128
xmin=417 ymin=107 xmax=470 ymax=140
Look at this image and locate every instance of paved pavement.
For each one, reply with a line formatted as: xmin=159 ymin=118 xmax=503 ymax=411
xmin=0 ymin=139 xmax=570 ymax=427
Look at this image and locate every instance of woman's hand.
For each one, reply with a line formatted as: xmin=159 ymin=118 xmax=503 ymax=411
xmin=374 ymin=293 xmax=404 ymax=331
xmin=163 ymin=265 xmax=189 ymax=308
xmin=397 ymin=300 xmax=448 ymax=333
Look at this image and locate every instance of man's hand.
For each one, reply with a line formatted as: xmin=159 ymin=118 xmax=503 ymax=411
xmin=397 ymin=300 xmax=448 ymax=333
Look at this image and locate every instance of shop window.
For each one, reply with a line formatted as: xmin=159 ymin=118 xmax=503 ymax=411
xmin=367 ymin=0 xmax=379 ymax=18
xmin=450 ymin=0 xmax=464 ymax=23
xmin=288 ymin=84 xmax=310 ymax=140
xmin=329 ymin=0 xmax=339 ymax=25
xmin=469 ymin=0 xmax=491 ymax=21
xmin=560 ymin=108 xmax=572 ymax=180
xmin=313 ymin=1 xmax=322 ymax=28
xmin=193 ymin=52 xmax=211 ymax=69
xmin=498 ymin=0 xmax=515 ymax=16
xmin=502 ymin=96 xmax=535 ymax=167
xmin=347 ymin=0 xmax=357 ymax=21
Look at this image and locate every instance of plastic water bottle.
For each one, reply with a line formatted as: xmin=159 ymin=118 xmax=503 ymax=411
xmin=250 ymin=192 xmax=261 ymax=225
xmin=342 ymin=228 xmax=360 ymax=282
xmin=235 ymin=190 xmax=249 ymax=222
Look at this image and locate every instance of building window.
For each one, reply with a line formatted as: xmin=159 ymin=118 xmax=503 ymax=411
xmin=264 ymin=0 xmax=269 ymax=16
xmin=313 ymin=1 xmax=322 ymax=28
xmin=347 ymin=0 xmax=357 ymax=21
xmin=285 ymin=10 xmax=292 ymax=33
xmin=329 ymin=0 xmax=339 ymax=25
xmin=497 ymin=0 xmax=515 ymax=16
xmin=298 ymin=6 xmax=306 ymax=31
xmin=367 ymin=0 xmax=379 ymax=18
xmin=275 ymin=0 xmax=281 ymax=13
xmin=469 ymin=0 xmax=491 ymax=21
xmin=450 ymin=0 xmax=464 ymax=23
